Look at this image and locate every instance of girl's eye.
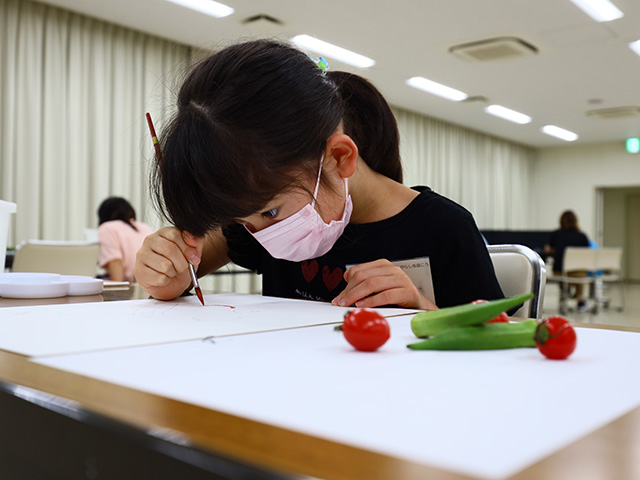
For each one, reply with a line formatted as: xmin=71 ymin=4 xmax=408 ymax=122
xmin=262 ymin=208 xmax=278 ymax=219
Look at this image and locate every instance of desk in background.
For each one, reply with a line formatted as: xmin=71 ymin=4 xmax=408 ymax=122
xmin=481 ymin=230 xmax=553 ymax=259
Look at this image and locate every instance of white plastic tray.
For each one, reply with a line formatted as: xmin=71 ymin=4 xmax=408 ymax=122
xmin=0 ymin=273 xmax=103 ymax=298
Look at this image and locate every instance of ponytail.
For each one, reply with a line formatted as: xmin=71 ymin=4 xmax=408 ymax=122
xmin=327 ymin=71 xmax=403 ymax=183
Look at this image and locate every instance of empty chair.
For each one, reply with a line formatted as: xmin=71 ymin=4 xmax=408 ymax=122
xmin=11 ymin=240 xmax=100 ymax=277
xmin=487 ymin=244 xmax=547 ymax=319
xmin=595 ymin=247 xmax=625 ymax=311
xmin=549 ymin=247 xmax=597 ymax=314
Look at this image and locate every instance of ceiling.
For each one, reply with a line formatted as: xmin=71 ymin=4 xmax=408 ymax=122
xmin=37 ymin=0 xmax=640 ymax=148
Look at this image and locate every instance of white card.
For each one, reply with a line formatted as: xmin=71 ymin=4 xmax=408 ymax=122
xmin=348 ymin=257 xmax=435 ymax=304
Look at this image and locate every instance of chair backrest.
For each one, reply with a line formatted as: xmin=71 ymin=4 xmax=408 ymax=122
xmin=563 ymin=247 xmax=597 ymax=273
xmin=487 ymin=244 xmax=547 ymax=319
xmin=595 ymin=247 xmax=623 ymax=272
xmin=12 ymin=240 xmax=100 ymax=277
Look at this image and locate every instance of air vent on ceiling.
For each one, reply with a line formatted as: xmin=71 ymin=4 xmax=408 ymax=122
xmin=242 ymin=13 xmax=283 ymax=38
xmin=461 ymin=95 xmax=489 ymax=104
xmin=242 ymin=14 xmax=283 ymax=26
xmin=586 ymin=106 xmax=640 ymax=119
xmin=241 ymin=14 xmax=284 ymax=36
xmin=449 ymin=37 xmax=538 ymax=62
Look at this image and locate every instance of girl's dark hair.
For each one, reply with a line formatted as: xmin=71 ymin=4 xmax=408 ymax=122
xmin=560 ymin=210 xmax=579 ymax=230
xmin=153 ymin=39 xmax=403 ymax=235
xmin=327 ymin=71 xmax=402 ymax=184
xmin=98 ymin=197 xmax=138 ymax=230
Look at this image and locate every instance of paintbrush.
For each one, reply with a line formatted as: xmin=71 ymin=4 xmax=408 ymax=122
xmin=145 ymin=112 xmax=163 ymax=163
xmin=145 ymin=112 xmax=205 ymax=306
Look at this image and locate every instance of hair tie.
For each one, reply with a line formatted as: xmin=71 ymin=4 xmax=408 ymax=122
xmin=310 ymin=56 xmax=329 ymax=74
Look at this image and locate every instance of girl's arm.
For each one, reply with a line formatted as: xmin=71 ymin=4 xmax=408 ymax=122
xmin=105 ymin=259 xmax=125 ymax=282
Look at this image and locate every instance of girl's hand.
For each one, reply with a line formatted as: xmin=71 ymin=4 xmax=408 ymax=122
xmin=134 ymin=227 xmax=204 ymax=300
xmin=331 ymin=259 xmax=438 ymax=311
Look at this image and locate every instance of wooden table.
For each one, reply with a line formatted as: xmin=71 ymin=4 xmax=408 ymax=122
xmin=0 ymin=288 xmax=638 ymax=480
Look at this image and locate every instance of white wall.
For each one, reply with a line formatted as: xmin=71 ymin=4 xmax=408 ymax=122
xmin=534 ymin=141 xmax=640 ymax=240
xmin=602 ymin=188 xmax=627 ymax=247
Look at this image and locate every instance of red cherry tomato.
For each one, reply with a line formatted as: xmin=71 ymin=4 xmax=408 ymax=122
xmin=341 ymin=308 xmax=390 ymax=352
xmin=470 ymin=299 xmax=509 ymax=323
xmin=487 ymin=312 xmax=509 ymax=324
xmin=534 ymin=316 xmax=577 ymax=360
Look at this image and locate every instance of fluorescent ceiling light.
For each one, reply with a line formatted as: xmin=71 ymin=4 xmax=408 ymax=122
xmin=290 ymin=35 xmax=375 ymax=69
xmin=630 ymin=39 xmax=640 ymax=57
xmin=485 ymin=105 xmax=532 ymax=124
xmin=165 ymin=0 xmax=234 ymax=18
xmin=542 ymin=125 xmax=579 ymax=142
xmin=568 ymin=0 xmax=623 ymax=22
xmin=406 ymin=77 xmax=468 ymax=101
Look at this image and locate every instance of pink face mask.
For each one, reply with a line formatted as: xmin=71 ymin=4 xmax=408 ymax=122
xmin=248 ymin=155 xmax=353 ymax=262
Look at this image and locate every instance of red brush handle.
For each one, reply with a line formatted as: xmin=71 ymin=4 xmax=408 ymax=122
xmin=145 ymin=112 xmax=163 ymax=163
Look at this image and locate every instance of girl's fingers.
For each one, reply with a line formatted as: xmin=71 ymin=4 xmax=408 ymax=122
xmin=333 ymin=259 xmax=437 ymax=310
xmin=134 ymin=227 xmax=197 ymax=297
xmin=334 ymin=261 xmax=410 ymax=307
xmin=181 ymin=230 xmax=205 ymax=263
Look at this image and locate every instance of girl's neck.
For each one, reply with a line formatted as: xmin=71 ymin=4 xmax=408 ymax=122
xmin=348 ymin=159 xmax=419 ymax=224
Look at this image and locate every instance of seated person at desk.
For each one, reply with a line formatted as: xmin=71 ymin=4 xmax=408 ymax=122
xmin=544 ymin=210 xmax=590 ymax=311
xmin=134 ymin=39 xmax=504 ymax=310
xmin=98 ymin=197 xmax=153 ymax=283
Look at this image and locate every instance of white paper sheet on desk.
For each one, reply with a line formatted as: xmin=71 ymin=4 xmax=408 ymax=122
xmin=0 ymin=293 xmax=415 ymax=357
xmin=36 ymin=322 xmax=640 ymax=480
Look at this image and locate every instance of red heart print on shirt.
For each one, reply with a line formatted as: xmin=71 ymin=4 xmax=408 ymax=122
xmin=322 ymin=265 xmax=344 ymax=292
xmin=301 ymin=260 xmax=319 ymax=283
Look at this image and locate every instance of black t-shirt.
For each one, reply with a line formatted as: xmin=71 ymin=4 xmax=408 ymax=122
xmin=548 ymin=228 xmax=590 ymax=272
xmin=223 ymin=186 xmax=504 ymax=308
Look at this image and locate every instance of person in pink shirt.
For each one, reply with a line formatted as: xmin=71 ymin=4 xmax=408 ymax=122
xmin=97 ymin=197 xmax=153 ymax=282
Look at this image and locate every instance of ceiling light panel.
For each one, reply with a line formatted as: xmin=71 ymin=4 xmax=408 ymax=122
xmin=406 ymin=77 xmax=468 ymax=101
xmin=485 ymin=105 xmax=532 ymax=124
xmin=542 ymin=125 xmax=579 ymax=141
xmin=568 ymin=0 xmax=623 ymax=22
xmin=165 ymin=0 xmax=234 ymax=18
xmin=290 ymin=35 xmax=375 ymax=69
xmin=630 ymin=39 xmax=640 ymax=57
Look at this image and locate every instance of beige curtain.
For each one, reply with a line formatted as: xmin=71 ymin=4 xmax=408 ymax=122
xmin=0 ymin=0 xmax=192 ymax=246
xmin=393 ymin=107 xmax=536 ymax=230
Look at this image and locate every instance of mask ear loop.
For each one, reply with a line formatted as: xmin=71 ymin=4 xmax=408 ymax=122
xmin=311 ymin=154 xmax=324 ymax=208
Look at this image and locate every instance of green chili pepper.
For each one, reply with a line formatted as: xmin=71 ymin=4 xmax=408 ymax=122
xmin=407 ymin=320 xmax=538 ymax=350
xmin=410 ymin=293 xmax=533 ymax=338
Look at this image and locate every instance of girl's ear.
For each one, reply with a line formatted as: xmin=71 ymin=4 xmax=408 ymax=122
xmin=325 ymin=133 xmax=358 ymax=178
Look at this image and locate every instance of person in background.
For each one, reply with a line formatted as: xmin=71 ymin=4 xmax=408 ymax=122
xmin=98 ymin=197 xmax=153 ymax=282
xmin=545 ymin=210 xmax=590 ymax=311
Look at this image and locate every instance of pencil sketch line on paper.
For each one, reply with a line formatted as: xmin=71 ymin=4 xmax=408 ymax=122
xmin=127 ymin=301 xmax=238 ymax=319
